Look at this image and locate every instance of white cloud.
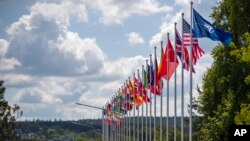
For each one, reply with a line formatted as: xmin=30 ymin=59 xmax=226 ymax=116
xmin=150 ymin=11 xmax=183 ymax=47
xmin=87 ymin=0 xmax=172 ymax=24
xmin=4 ymin=1 xmax=104 ymax=76
xmin=0 ymin=39 xmax=21 ymax=71
xmin=127 ymin=32 xmax=144 ymax=45
xmin=0 ymin=0 xmax=217 ymax=120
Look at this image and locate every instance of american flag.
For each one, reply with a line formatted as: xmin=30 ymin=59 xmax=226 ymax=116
xmin=183 ymin=19 xmax=204 ymax=65
xmin=175 ymin=28 xmax=192 ymax=72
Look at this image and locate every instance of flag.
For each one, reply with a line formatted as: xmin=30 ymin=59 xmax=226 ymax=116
xmin=107 ymin=103 xmax=113 ymax=116
xmin=129 ymin=80 xmax=134 ymax=96
xmin=104 ymin=117 xmax=112 ymax=125
xmin=176 ymin=27 xmax=195 ymax=72
xmin=147 ymin=64 xmax=154 ymax=85
xmin=135 ymin=74 xmax=150 ymax=103
xmin=183 ymin=19 xmax=205 ymax=66
xmin=143 ymin=69 xmax=147 ymax=87
xmin=158 ymin=46 xmax=164 ymax=76
xmin=158 ymin=38 xmax=179 ymax=80
xmin=193 ymin=8 xmax=232 ymax=45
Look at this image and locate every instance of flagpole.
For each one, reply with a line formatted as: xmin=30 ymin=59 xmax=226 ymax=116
xmin=145 ymin=59 xmax=148 ymax=141
xmin=107 ymin=103 xmax=110 ymax=141
xmin=102 ymin=106 xmax=105 ymax=141
xmin=160 ymin=41 xmax=163 ymax=141
xmin=126 ymin=80 xmax=130 ymax=141
xmin=133 ymin=73 xmax=136 ymax=141
xmin=125 ymin=82 xmax=128 ymax=141
xmin=123 ymin=84 xmax=126 ymax=141
xmin=189 ymin=2 xmax=193 ymax=141
xmin=174 ymin=22 xmax=177 ymax=141
xmin=141 ymin=65 xmax=144 ymax=141
xmin=181 ymin=12 xmax=185 ymax=141
xmin=154 ymin=46 xmax=157 ymax=141
xmin=166 ymin=33 xmax=170 ymax=141
xmin=149 ymin=54 xmax=152 ymax=141
xmin=121 ymin=86 xmax=124 ymax=141
xmin=119 ymin=91 xmax=120 ymax=141
xmin=137 ymin=69 xmax=140 ymax=141
xmin=111 ymin=98 xmax=114 ymax=141
xmin=127 ymin=79 xmax=131 ymax=141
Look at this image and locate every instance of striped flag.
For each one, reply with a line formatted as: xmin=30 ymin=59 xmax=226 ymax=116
xmin=176 ymin=27 xmax=192 ymax=72
xmin=183 ymin=19 xmax=205 ymax=65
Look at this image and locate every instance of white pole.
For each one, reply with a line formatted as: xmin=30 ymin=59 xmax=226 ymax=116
xmin=149 ymin=54 xmax=152 ymax=141
xmin=133 ymin=73 xmax=136 ymax=141
xmin=181 ymin=12 xmax=185 ymax=141
xmin=154 ymin=46 xmax=157 ymax=141
xmin=189 ymin=2 xmax=193 ymax=141
xmin=160 ymin=41 xmax=163 ymax=141
xmin=166 ymin=33 xmax=170 ymax=141
xmin=145 ymin=60 xmax=149 ymax=141
xmin=141 ymin=65 xmax=144 ymax=141
xmin=102 ymin=107 xmax=105 ymax=141
xmin=174 ymin=22 xmax=177 ymax=141
xmin=137 ymin=69 xmax=140 ymax=141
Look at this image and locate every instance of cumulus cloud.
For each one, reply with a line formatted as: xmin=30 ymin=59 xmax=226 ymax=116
xmin=87 ymin=0 xmax=172 ymax=24
xmin=127 ymin=32 xmax=144 ymax=45
xmin=150 ymin=11 xmax=183 ymax=47
xmin=0 ymin=0 xmax=217 ymax=120
xmin=4 ymin=1 xmax=105 ymax=76
xmin=0 ymin=39 xmax=21 ymax=71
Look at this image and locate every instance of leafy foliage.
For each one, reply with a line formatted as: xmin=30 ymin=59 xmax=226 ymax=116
xmin=211 ymin=0 xmax=250 ymax=45
xmin=195 ymin=0 xmax=250 ymax=139
xmin=0 ymin=81 xmax=22 ymax=140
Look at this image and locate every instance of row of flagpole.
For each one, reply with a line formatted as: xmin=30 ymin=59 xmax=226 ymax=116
xmin=101 ymin=1 xmax=233 ymax=140
xmin=103 ymin=32 xmax=184 ymax=141
xmin=102 ymin=19 xmax=188 ymax=141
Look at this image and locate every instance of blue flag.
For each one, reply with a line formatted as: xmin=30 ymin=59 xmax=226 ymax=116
xmin=193 ymin=8 xmax=233 ymax=45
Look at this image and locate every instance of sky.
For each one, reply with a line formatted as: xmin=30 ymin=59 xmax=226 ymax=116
xmin=0 ymin=0 xmax=219 ymax=120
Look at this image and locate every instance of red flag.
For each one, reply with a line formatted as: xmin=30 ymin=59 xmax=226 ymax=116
xmin=158 ymin=39 xmax=179 ymax=80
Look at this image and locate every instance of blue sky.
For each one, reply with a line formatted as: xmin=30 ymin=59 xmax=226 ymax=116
xmin=0 ymin=0 xmax=219 ymax=120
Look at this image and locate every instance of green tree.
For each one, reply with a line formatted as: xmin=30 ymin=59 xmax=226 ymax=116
xmin=0 ymin=80 xmax=21 ymax=140
xmin=196 ymin=34 xmax=250 ymax=140
xmin=195 ymin=0 xmax=250 ymax=140
xmin=211 ymin=0 xmax=250 ymax=45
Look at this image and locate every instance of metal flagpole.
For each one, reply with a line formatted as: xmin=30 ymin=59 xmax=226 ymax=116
xmin=149 ymin=54 xmax=152 ymax=141
xmin=174 ymin=22 xmax=177 ymax=141
xmin=102 ymin=107 xmax=105 ymax=141
xmin=127 ymin=78 xmax=131 ymax=141
xmin=137 ymin=69 xmax=140 ymax=141
xmin=145 ymin=60 xmax=149 ymax=141
xmin=107 ymin=103 xmax=110 ymax=141
xmin=125 ymin=82 xmax=128 ymax=141
xmin=166 ymin=33 xmax=170 ymax=141
xmin=141 ymin=65 xmax=144 ymax=141
xmin=133 ymin=73 xmax=136 ymax=141
xmin=122 ymin=83 xmax=127 ymax=141
xmin=181 ymin=12 xmax=185 ymax=141
xmin=111 ymin=97 xmax=114 ymax=141
xmin=125 ymin=84 xmax=127 ymax=141
xmin=154 ymin=46 xmax=157 ymax=141
xmin=189 ymin=2 xmax=193 ymax=141
xmin=118 ymin=91 xmax=120 ymax=141
xmin=160 ymin=41 xmax=163 ymax=141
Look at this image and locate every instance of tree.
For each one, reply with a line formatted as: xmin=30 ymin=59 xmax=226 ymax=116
xmin=196 ymin=33 xmax=250 ymax=140
xmin=211 ymin=0 xmax=250 ymax=45
xmin=195 ymin=0 xmax=250 ymax=139
xmin=0 ymin=80 xmax=21 ymax=140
